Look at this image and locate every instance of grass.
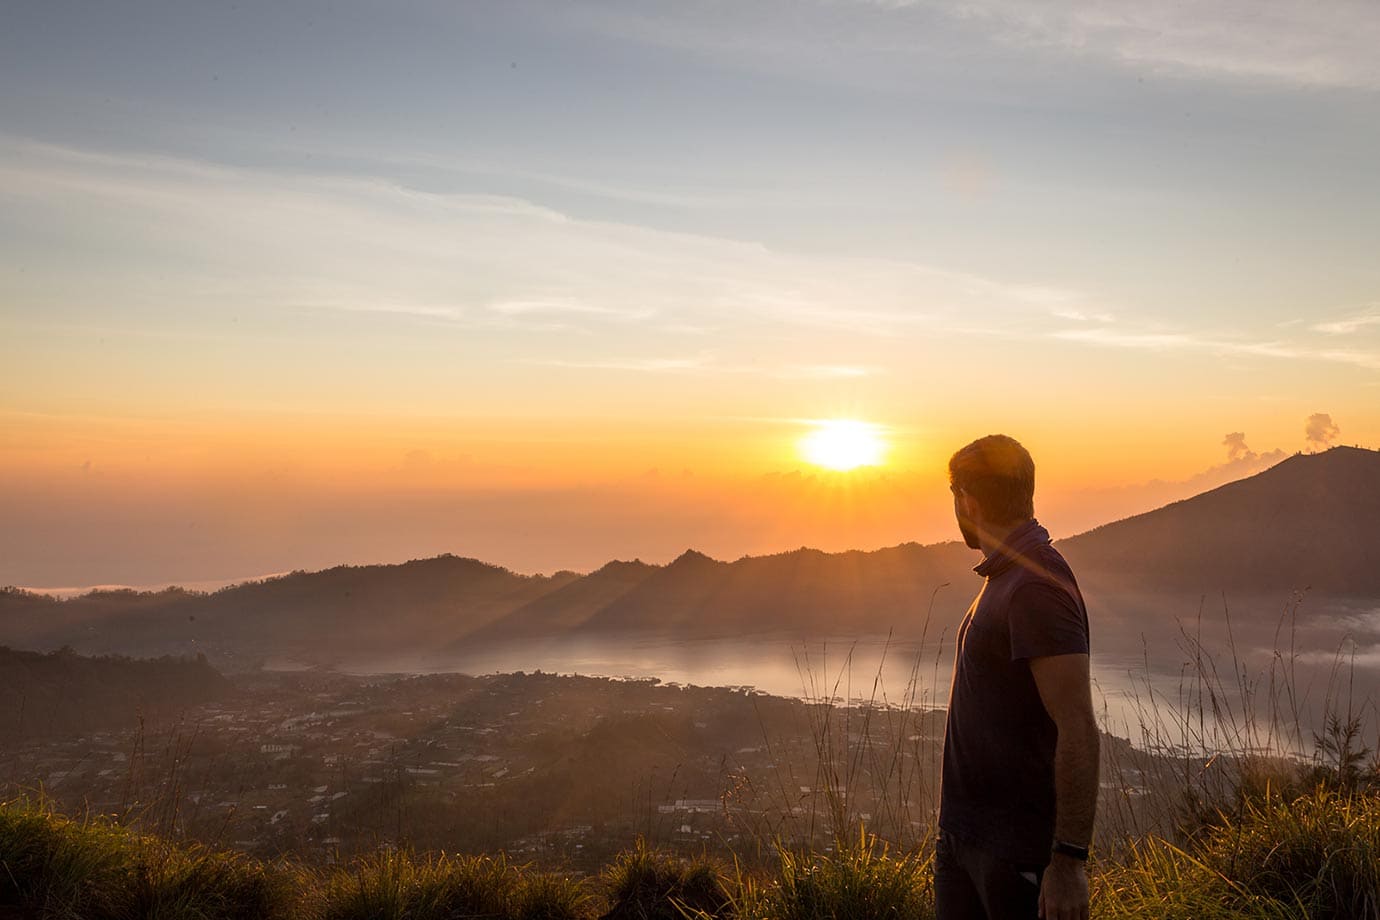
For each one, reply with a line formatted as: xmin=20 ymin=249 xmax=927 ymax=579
xmin=309 ymin=849 xmax=587 ymax=920
xmin=7 ymin=787 xmax=1380 ymax=918
xmin=722 ymin=826 xmax=936 ymax=920
xmin=0 ymin=795 xmax=581 ymax=920
xmin=1090 ymin=789 xmax=1380 ymax=920
xmin=1198 ymin=789 xmax=1380 ymax=919
xmin=1090 ymin=835 xmax=1301 ymax=920
xmin=601 ymin=840 xmax=730 ymax=919
xmin=0 ymin=795 xmax=134 ymax=918
xmin=0 ymin=793 xmax=295 ymax=919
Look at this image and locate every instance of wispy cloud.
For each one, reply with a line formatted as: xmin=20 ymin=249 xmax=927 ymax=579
xmin=339 ymin=148 xmax=785 ymax=212
xmin=286 ymin=298 xmax=465 ymax=321
xmin=1312 ymin=306 xmax=1380 ymax=335
xmin=1050 ymin=307 xmax=1116 ymax=323
xmin=1054 ymin=325 xmax=1380 ymax=370
xmin=527 ymin=355 xmax=711 ymax=373
xmin=778 ymin=364 xmax=876 ymax=379
xmin=562 ymin=0 xmax=1380 ymax=91
xmin=13 ymin=134 xmax=1368 ymax=393
xmin=0 ymin=135 xmax=1083 ymax=343
xmin=922 ymin=0 xmax=1380 ymax=89
xmin=524 ymin=355 xmax=881 ymax=379
xmin=485 ymin=298 xmax=655 ymax=321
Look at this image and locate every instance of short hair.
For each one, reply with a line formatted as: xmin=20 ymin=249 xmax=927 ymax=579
xmin=948 ymin=434 xmax=1035 ymax=525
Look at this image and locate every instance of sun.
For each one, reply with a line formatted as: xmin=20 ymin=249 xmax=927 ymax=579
xmin=799 ymin=419 xmax=886 ymax=471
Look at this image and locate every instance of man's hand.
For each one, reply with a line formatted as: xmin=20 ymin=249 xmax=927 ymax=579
xmin=1038 ymin=853 xmax=1089 ymax=920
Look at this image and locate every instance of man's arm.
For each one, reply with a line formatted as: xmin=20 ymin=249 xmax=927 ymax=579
xmin=1030 ymin=651 xmax=1099 ymax=844
xmin=1029 ymin=652 xmax=1099 ymax=920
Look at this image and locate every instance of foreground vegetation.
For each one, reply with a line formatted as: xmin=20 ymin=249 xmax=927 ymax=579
xmin=6 ymin=591 xmax=1379 ymax=917
xmin=4 ymin=786 xmax=1380 ymax=919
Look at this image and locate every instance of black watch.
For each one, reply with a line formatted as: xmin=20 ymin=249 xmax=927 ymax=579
xmin=1052 ymin=840 xmax=1089 ymax=861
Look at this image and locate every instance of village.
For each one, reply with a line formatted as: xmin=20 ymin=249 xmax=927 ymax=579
xmin=0 ymin=668 xmax=954 ymax=871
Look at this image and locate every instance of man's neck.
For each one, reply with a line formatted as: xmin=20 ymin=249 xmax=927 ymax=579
xmin=977 ymin=517 xmax=1034 ymax=558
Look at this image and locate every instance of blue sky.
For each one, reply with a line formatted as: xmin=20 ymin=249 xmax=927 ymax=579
xmin=6 ymin=1 xmax=1377 ymax=326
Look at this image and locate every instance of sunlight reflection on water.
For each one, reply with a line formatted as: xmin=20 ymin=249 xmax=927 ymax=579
xmin=261 ymin=595 xmax=1380 ymax=756
xmin=343 ymin=636 xmax=1164 ymax=744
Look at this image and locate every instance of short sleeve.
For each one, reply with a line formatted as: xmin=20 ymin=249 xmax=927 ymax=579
xmin=1008 ymin=581 xmax=1088 ymax=662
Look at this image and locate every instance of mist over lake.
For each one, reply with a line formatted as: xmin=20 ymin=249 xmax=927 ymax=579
xmin=270 ymin=589 xmax=1373 ymax=757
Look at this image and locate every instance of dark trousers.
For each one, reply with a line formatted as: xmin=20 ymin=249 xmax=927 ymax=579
xmin=934 ymin=829 xmax=1047 ymax=920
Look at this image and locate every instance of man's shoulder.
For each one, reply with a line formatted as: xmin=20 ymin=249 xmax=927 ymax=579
xmin=1027 ymin=541 xmax=1081 ymax=585
xmin=1033 ymin=538 xmax=1075 ymax=568
xmin=1012 ymin=544 xmax=1085 ymax=613
xmin=1011 ymin=578 xmax=1083 ymax=618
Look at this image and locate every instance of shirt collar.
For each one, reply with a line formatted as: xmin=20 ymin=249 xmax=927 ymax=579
xmin=973 ymin=519 xmax=1049 ymax=579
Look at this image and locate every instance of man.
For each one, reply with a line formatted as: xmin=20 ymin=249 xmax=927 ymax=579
xmin=935 ymin=435 xmax=1098 ymax=920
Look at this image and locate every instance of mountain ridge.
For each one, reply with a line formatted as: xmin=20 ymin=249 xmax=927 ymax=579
xmin=4 ymin=446 xmax=1376 ymax=661
xmin=1060 ymin=446 xmax=1380 ymax=594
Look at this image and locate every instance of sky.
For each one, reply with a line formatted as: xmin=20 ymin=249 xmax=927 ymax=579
xmin=2 ymin=0 xmax=1378 ymax=587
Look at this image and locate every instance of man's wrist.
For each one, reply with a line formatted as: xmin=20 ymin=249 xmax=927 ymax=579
xmin=1051 ymin=840 xmax=1090 ymax=862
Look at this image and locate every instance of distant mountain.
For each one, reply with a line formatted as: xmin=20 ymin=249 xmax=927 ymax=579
xmin=1 ymin=555 xmax=577 ymax=662
xmin=577 ymin=542 xmax=975 ymax=638
xmin=462 ymin=542 xmax=976 ymax=645
xmin=4 ymin=447 xmax=1377 ymax=662
xmin=1062 ymin=446 xmax=1380 ymax=595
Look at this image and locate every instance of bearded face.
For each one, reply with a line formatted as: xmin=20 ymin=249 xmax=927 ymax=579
xmin=953 ymin=491 xmax=982 ymax=550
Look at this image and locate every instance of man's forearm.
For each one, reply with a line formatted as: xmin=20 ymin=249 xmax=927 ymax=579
xmin=1053 ymin=717 xmax=1099 ymax=846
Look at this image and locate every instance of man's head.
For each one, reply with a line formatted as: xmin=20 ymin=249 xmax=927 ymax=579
xmin=948 ymin=434 xmax=1035 ymax=550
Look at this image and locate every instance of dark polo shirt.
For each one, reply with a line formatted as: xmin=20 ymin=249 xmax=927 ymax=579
xmin=938 ymin=519 xmax=1090 ymax=863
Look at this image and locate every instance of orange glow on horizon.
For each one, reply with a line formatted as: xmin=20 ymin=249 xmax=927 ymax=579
xmin=2 ymin=403 xmax=1339 ymax=587
xmin=2 ymin=405 xmax=1284 ymax=492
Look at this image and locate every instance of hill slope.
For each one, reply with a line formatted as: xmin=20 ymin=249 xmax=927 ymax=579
xmin=0 ymin=645 xmax=230 ymax=738
xmin=1 ymin=556 xmax=577 ymax=661
xmin=577 ymin=542 xmax=975 ymax=638
xmin=1062 ymin=446 xmax=1380 ymax=594
xmin=466 ymin=559 xmax=659 ymax=640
